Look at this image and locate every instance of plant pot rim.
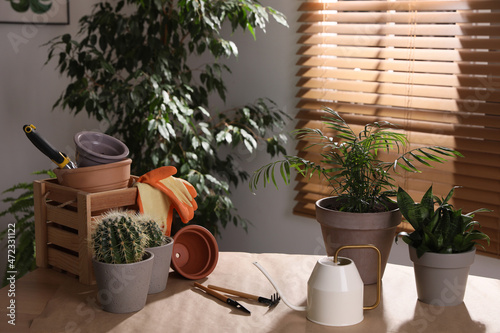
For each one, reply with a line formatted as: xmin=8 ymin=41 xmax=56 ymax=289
xmin=145 ymin=236 xmax=174 ymax=250
xmin=92 ymin=250 xmax=154 ymax=266
xmin=316 ymin=196 xmax=400 ymax=215
xmin=316 ymin=196 xmax=401 ymax=230
xmin=409 ymin=246 xmax=476 ymax=268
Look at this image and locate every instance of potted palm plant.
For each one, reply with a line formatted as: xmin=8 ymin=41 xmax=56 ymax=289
xmin=396 ymin=186 xmax=490 ymax=306
xmin=250 ymin=107 xmax=462 ymax=284
xmin=91 ymin=211 xmax=154 ymax=313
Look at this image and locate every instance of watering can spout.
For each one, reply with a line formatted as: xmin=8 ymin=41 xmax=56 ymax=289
xmin=253 ymin=262 xmax=307 ymax=311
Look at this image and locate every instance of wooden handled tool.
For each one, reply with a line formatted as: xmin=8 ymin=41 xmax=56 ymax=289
xmin=194 ymin=283 xmax=251 ymax=314
xmin=207 ymin=284 xmax=274 ymax=305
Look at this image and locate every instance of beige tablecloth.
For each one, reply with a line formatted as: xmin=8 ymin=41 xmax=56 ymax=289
xmin=4 ymin=252 xmax=500 ymax=332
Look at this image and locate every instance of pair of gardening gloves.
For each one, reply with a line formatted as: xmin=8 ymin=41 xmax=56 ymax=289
xmin=134 ymin=166 xmax=197 ymax=236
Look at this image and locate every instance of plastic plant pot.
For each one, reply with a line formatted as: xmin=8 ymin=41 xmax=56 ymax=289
xmin=171 ymin=225 xmax=219 ymax=280
xmin=74 ymin=131 xmax=129 ymax=167
xmin=53 ymin=158 xmax=132 ymax=193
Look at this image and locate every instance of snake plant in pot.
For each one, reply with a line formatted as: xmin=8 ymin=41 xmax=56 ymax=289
xmin=250 ymin=107 xmax=463 ymax=284
xmin=91 ymin=211 xmax=154 ymax=313
xmin=396 ymin=186 xmax=490 ymax=306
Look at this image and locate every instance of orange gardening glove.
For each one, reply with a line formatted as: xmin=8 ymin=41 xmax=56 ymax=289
xmin=135 ymin=166 xmax=198 ymax=236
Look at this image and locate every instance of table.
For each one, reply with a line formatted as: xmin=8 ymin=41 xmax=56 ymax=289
xmin=1 ymin=252 xmax=499 ymax=332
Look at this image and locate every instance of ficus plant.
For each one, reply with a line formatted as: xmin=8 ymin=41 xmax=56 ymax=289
xmin=250 ymin=107 xmax=463 ymax=213
xmin=45 ymin=0 xmax=290 ymax=235
xmin=396 ymin=186 xmax=490 ymax=258
xmin=1 ymin=0 xmax=289 ymax=285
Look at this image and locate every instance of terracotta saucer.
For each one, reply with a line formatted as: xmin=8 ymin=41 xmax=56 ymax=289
xmin=171 ymin=225 xmax=219 ymax=280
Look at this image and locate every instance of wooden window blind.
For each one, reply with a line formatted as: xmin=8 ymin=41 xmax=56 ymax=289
xmin=295 ymin=0 xmax=500 ymax=258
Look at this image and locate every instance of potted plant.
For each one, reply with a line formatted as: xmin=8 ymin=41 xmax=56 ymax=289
xmin=250 ymin=107 xmax=462 ymax=284
xmin=396 ymin=186 xmax=490 ymax=306
xmin=91 ymin=211 xmax=154 ymax=313
xmin=135 ymin=214 xmax=174 ymax=294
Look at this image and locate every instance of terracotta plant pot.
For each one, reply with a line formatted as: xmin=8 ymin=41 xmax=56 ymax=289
xmin=74 ymin=131 xmax=129 ymax=167
xmin=409 ymin=246 xmax=475 ymax=306
xmin=146 ymin=237 xmax=174 ymax=294
xmin=92 ymin=251 xmax=154 ymax=314
xmin=315 ymin=196 xmax=401 ymax=284
xmin=53 ymin=158 xmax=132 ymax=193
xmin=171 ymin=225 xmax=218 ymax=280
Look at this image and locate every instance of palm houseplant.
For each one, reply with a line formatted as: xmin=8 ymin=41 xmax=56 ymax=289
xmin=91 ymin=211 xmax=155 ymax=313
xmin=396 ymin=186 xmax=490 ymax=306
xmin=250 ymin=107 xmax=463 ymax=284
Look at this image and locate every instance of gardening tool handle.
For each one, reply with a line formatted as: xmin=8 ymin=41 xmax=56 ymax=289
xmin=207 ymin=285 xmax=259 ymax=301
xmin=23 ymin=124 xmax=72 ymax=169
xmin=334 ymin=244 xmax=382 ymax=310
xmin=194 ymin=282 xmax=227 ymax=303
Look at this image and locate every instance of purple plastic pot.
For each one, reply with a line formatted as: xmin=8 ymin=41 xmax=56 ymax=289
xmin=74 ymin=131 xmax=129 ymax=167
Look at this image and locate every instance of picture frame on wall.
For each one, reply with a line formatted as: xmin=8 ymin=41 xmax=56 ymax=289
xmin=0 ymin=0 xmax=69 ymax=25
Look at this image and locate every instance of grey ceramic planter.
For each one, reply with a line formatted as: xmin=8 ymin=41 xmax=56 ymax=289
xmin=409 ymin=247 xmax=475 ymax=306
xmin=315 ymin=197 xmax=401 ymax=285
xmin=92 ymin=251 xmax=154 ymax=313
xmin=146 ymin=237 xmax=174 ymax=294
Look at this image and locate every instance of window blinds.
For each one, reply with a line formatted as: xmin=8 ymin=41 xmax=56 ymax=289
xmin=296 ymin=0 xmax=500 ymax=258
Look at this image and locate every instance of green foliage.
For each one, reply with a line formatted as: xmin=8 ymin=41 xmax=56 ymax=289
xmin=250 ymin=107 xmax=463 ymax=213
xmin=45 ymin=0 xmax=289 ymax=236
xmin=135 ymin=215 xmax=168 ymax=248
xmin=0 ymin=170 xmax=55 ymax=287
xmin=92 ymin=211 xmax=147 ymax=264
xmin=396 ymin=186 xmax=490 ymax=258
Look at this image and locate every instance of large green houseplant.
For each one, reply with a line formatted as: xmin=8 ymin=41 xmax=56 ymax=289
xmin=45 ymin=0 xmax=289 ymax=236
xmin=251 ymin=107 xmax=462 ymax=283
xmin=1 ymin=0 xmax=289 ymax=286
xmin=396 ymin=186 xmax=490 ymax=305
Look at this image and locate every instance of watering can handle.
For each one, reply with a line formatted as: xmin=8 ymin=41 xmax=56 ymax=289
xmin=334 ymin=244 xmax=382 ymax=310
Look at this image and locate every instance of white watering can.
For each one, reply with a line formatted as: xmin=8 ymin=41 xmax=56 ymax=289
xmin=254 ymin=245 xmax=381 ymax=327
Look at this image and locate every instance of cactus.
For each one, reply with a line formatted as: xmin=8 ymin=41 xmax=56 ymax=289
xmin=134 ymin=214 xmax=169 ymax=248
xmin=92 ymin=211 xmax=148 ymax=264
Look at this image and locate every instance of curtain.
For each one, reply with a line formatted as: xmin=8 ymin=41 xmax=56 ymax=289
xmin=295 ymin=0 xmax=500 ymax=258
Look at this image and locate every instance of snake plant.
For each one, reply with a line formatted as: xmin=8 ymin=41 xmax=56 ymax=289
xmin=396 ymin=186 xmax=490 ymax=258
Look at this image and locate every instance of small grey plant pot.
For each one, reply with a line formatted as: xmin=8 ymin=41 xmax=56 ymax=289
xmin=92 ymin=251 xmax=154 ymax=314
xmin=409 ymin=246 xmax=476 ymax=306
xmin=146 ymin=237 xmax=174 ymax=294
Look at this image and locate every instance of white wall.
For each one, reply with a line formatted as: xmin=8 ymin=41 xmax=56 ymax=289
xmin=0 ymin=0 xmax=497 ymax=280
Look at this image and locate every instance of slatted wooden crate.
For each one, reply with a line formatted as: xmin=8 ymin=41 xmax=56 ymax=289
xmin=33 ymin=177 xmax=138 ymax=285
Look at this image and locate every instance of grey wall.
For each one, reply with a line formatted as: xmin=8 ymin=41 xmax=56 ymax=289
xmin=0 ymin=0 xmax=498 ymax=280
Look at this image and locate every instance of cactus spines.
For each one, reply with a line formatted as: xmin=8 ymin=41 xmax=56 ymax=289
xmin=92 ymin=211 xmax=147 ymax=264
xmin=133 ymin=214 xmax=169 ymax=248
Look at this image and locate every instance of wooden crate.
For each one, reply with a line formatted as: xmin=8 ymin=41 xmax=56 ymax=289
xmin=33 ymin=177 xmax=138 ymax=285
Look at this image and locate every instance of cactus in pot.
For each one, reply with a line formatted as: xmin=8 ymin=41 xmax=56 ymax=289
xmin=91 ymin=211 xmax=154 ymax=313
xmin=133 ymin=214 xmax=174 ymax=294
xmin=138 ymin=217 xmax=170 ymax=248
xmin=92 ymin=211 xmax=148 ymax=264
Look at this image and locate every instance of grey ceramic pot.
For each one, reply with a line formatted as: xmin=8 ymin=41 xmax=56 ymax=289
xmin=409 ymin=247 xmax=475 ymax=306
xmin=92 ymin=251 xmax=154 ymax=313
xmin=315 ymin=196 xmax=401 ymax=285
xmin=146 ymin=237 xmax=174 ymax=294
